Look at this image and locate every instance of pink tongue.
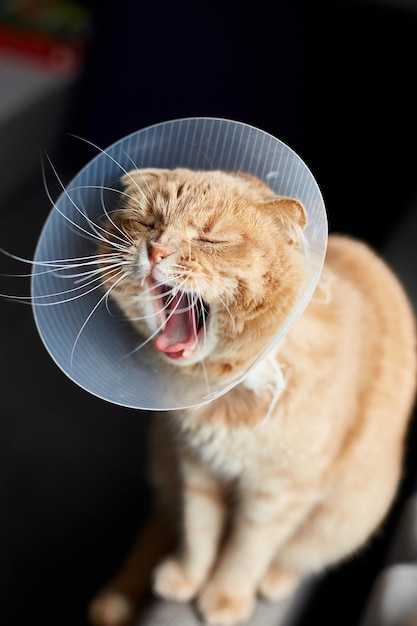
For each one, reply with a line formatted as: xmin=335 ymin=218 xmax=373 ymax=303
xmin=154 ymin=292 xmax=195 ymax=354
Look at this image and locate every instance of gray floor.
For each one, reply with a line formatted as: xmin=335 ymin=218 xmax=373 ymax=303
xmin=0 ymin=174 xmax=416 ymax=626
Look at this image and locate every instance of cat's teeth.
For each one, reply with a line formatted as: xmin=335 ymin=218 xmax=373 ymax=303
xmin=182 ymin=349 xmax=193 ymax=358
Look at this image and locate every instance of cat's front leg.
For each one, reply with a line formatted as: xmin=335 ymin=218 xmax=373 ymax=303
xmin=153 ymin=454 xmax=227 ymax=602
xmin=197 ymin=485 xmax=319 ymax=626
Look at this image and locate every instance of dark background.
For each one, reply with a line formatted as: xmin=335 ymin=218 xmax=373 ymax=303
xmin=1 ymin=1 xmax=417 ymax=625
xmin=66 ymin=0 xmax=417 ymax=251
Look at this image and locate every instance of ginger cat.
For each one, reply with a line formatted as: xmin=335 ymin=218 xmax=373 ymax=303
xmin=88 ymin=168 xmax=417 ymax=626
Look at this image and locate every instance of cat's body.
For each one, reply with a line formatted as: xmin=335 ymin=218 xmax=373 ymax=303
xmin=88 ymin=169 xmax=416 ymax=626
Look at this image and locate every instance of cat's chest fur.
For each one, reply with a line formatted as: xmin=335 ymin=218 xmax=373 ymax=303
xmin=178 ymin=417 xmax=257 ymax=480
xmin=172 ymin=365 xmax=290 ymax=482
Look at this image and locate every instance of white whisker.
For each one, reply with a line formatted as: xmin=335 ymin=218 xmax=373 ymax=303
xmin=0 ymin=247 xmax=129 ymax=295
xmin=61 ymin=183 xmax=132 ymax=245
xmin=193 ymin=291 xmax=211 ymax=393
xmin=65 ymin=134 xmax=154 ymax=207
xmin=42 ymin=155 xmax=132 ymax=252
xmin=218 ymin=295 xmax=237 ymax=332
xmin=122 ymin=277 xmax=190 ymax=356
xmin=71 ymin=262 xmax=127 ymax=285
xmin=4 ymin=265 xmax=126 ymax=307
xmin=122 ymin=316 xmax=167 ymax=358
xmin=70 ymin=270 xmax=130 ymax=365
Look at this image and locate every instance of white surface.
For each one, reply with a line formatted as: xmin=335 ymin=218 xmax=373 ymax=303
xmin=359 ymin=564 xmax=417 ymax=626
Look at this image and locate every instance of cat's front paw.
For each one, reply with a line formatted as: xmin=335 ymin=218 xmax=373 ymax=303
xmin=152 ymin=558 xmax=200 ymax=602
xmin=197 ymin=585 xmax=254 ymax=626
xmin=257 ymin=564 xmax=300 ymax=601
xmin=88 ymin=591 xmax=134 ymax=626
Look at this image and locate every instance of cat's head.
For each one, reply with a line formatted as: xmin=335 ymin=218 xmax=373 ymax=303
xmin=97 ymin=168 xmax=307 ymax=380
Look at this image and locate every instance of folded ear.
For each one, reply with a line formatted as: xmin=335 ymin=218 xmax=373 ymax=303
xmin=275 ymin=197 xmax=307 ymax=228
xmin=259 ymin=197 xmax=307 ymax=246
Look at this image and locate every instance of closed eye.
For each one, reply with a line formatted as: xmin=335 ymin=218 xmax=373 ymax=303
xmin=132 ymin=219 xmax=154 ymax=232
xmin=118 ymin=216 xmax=153 ymax=230
xmin=197 ymin=233 xmax=244 ymax=246
xmin=196 ymin=238 xmax=227 ymax=245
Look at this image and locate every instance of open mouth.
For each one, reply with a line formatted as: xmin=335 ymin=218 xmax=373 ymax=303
xmin=150 ymin=280 xmax=210 ymax=360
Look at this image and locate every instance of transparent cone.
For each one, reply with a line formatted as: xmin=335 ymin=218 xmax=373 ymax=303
xmin=32 ymin=117 xmax=328 ymax=410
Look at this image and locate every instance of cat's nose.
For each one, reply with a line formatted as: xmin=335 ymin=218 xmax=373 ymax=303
xmin=148 ymin=241 xmax=173 ymax=264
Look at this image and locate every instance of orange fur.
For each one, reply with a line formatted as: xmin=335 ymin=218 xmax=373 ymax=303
xmin=89 ymin=169 xmax=417 ymax=626
xmin=96 ymin=168 xmax=306 ymax=379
